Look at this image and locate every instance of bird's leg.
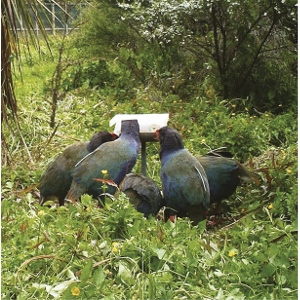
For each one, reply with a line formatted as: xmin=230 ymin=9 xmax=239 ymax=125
xmin=65 ymin=181 xmax=86 ymax=203
xmin=58 ymin=197 xmax=65 ymax=206
xmin=207 ymin=218 xmax=224 ymax=226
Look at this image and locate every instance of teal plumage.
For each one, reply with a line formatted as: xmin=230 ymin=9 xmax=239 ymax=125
xmin=39 ymin=131 xmax=117 ymax=206
xmin=196 ymin=153 xmax=259 ymax=207
xmin=155 ymin=126 xmax=210 ymax=224
xmin=67 ymin=120 xmax=141 ymax=202
xmin=121 ymin=173 xmax=163 ymax=217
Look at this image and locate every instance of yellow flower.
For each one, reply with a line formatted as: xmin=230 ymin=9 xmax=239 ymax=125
xmin=201 ymin=139 xmax=206 ymax=143
xmin=38 ymin=210 xmax=45 ymax=216
xmin=71 ymin=286 xmax=80 ymax=296
xmin=112 ymin=242 xmax=120 ymax=254
xmin=286 ymin=168 xmax=292 ymax=174
xmin=268 ymin=203 xmax=273 ymax=210
xmin=101 ymin=169 xmax=108 ymax=175
xmin=228 ymin=249 xmax=237 ymax=257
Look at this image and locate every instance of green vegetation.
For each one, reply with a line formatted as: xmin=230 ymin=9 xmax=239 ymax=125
xmin=1 ymin=0 xmax=297 ymax=297
xmin=2 ymin=34 xmax=297 ymax=299
xmin=73 ymin=0 xmax=297 ymax=113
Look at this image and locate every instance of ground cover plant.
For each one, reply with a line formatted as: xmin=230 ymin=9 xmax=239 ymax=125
xmin=1 ymin=35 xmax=297 ymax=299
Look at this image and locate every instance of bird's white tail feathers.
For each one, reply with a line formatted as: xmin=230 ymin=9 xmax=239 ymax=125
xmin=194 ymin=166 xmax=209 ymax=193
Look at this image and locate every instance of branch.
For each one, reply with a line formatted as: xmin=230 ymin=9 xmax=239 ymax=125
xmin=211 ymin=3 xmax=222 ymax=77
xmin=239 ymin=10 xmax=279 ymax=87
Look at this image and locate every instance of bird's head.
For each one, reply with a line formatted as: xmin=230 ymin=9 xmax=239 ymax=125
xmin=120 ymin=120 xmax=140 ymax=136
xmin=154 ymin=126 xmax=184 ymax=156
xmin=88 ymin=131 xmax=119 ymax=152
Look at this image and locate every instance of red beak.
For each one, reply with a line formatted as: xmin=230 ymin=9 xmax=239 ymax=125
xmin=110 ymin=132 xmax=119 ymax=140
xmin=153 ymin=129 xmax=160 ymax=140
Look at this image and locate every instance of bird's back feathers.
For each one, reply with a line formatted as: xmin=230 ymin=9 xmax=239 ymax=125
xmin=121 ymin=173 xmax=163 ymax=217
xmin=39 ymin=131 xmax=117 ymax=205
xmin=68 ymin=120 xmax=140 ymax=201
xmin=196 ymin=155 xmax=260 ymax=204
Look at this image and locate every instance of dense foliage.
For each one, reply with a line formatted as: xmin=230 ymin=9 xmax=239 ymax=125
xmin=1 ymin=34 xmax=297 ymax=299
xmin=72 ymin=0 xmax=297 ymax=113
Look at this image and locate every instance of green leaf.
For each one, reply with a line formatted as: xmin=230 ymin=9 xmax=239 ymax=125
xmin=93 ymin=267 xmax=106 ymax=286
xmin=81 ymin=194 xmax=93 ymax=207
xmin=197 ymin=219 xmax=207 ymax=233
xmin=80 ymin=260 xmax=93 ymax=286
xmin=216 ymin=288 xmax=224 ymax=299
xmin=270 ymin=254 xmax=290 ymax=268
xmin=275 ymin=273 xmax=287 ymax=285
xmin=118 ymin=262 xmax=134 ymax=284
xmin=253 ymin=252 xmax=268 ymax=262
xmin=159 ymin=272 xmax=173 ymax=283
xmin=152 ymin=247 xmax=166 ymax=259
xmin=261 ymin=263 xmax=276 ymax=277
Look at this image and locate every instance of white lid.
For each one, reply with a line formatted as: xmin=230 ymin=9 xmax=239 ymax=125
xmin=109 ymin=113 xmax=169 ymax=135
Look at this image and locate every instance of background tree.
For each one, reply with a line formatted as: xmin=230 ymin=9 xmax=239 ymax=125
xmin=1 ymin=0 xmax=52 ymax=164
xmin=1 ymin=0 xmax=82 ymax=164
xmin=74 ymin=0 xmax=297 ymax=112
xmin=1 ymin=0 xmax=53 ymax=119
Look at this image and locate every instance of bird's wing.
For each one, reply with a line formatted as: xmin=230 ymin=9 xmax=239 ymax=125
xmin=72 ymin=139 xmax=137 ymax=186
xmin=75 ymin=147 xmax=98 ymax=167
xmin=198 ymin=155 xmax=259 ymax=183
xmin=162 ymin=150 xmax=210 ymax=209
xmin=40 ymin=143 xmax=88 ymax=196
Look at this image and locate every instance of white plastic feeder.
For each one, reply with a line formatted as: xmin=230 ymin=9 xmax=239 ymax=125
xmin=109 ymin=113 xmax=169 ymax=175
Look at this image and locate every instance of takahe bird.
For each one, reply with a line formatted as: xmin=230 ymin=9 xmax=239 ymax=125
xmin=121 ymin=173 xmax=163 ymax=217
xmin=67 ymin=120 xmax=141 ymax=202
xmin=155 ymin=126 xmax=210 ymax=225
xmin=39 ymin=131 xmax=118 ymax=206
xmin=196 ymin=153 xmax=259 ymax=212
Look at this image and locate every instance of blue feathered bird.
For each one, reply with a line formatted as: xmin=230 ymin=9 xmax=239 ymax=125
xmin=155 ymin=126 xmax=210 ymax=225
xmin=67 ymin=120 xmax=141 ymax=202
xmin=196 ymin=152 xmax=260 ymax=213
xmin=121 ymin=173 xmax=163 ymax=217
xmin=39 ymin=131 xmax=118 ymax=206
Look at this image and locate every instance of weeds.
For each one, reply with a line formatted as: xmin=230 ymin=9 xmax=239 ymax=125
xmin=1 ymin=39 xmax=297 ymax=299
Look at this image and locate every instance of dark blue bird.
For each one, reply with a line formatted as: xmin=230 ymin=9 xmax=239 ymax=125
xmin=121 ymin=173 xmax=163 ymax=217
xmin=39 ymin=131 xmax=118 ymax=206
xmin=196 ymin=152 xmax=260 ymax=212
xmin=67 ymin=120 xmax=141 ymax=202
xmin=155 ymin=126 xmax=210 ymax=225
